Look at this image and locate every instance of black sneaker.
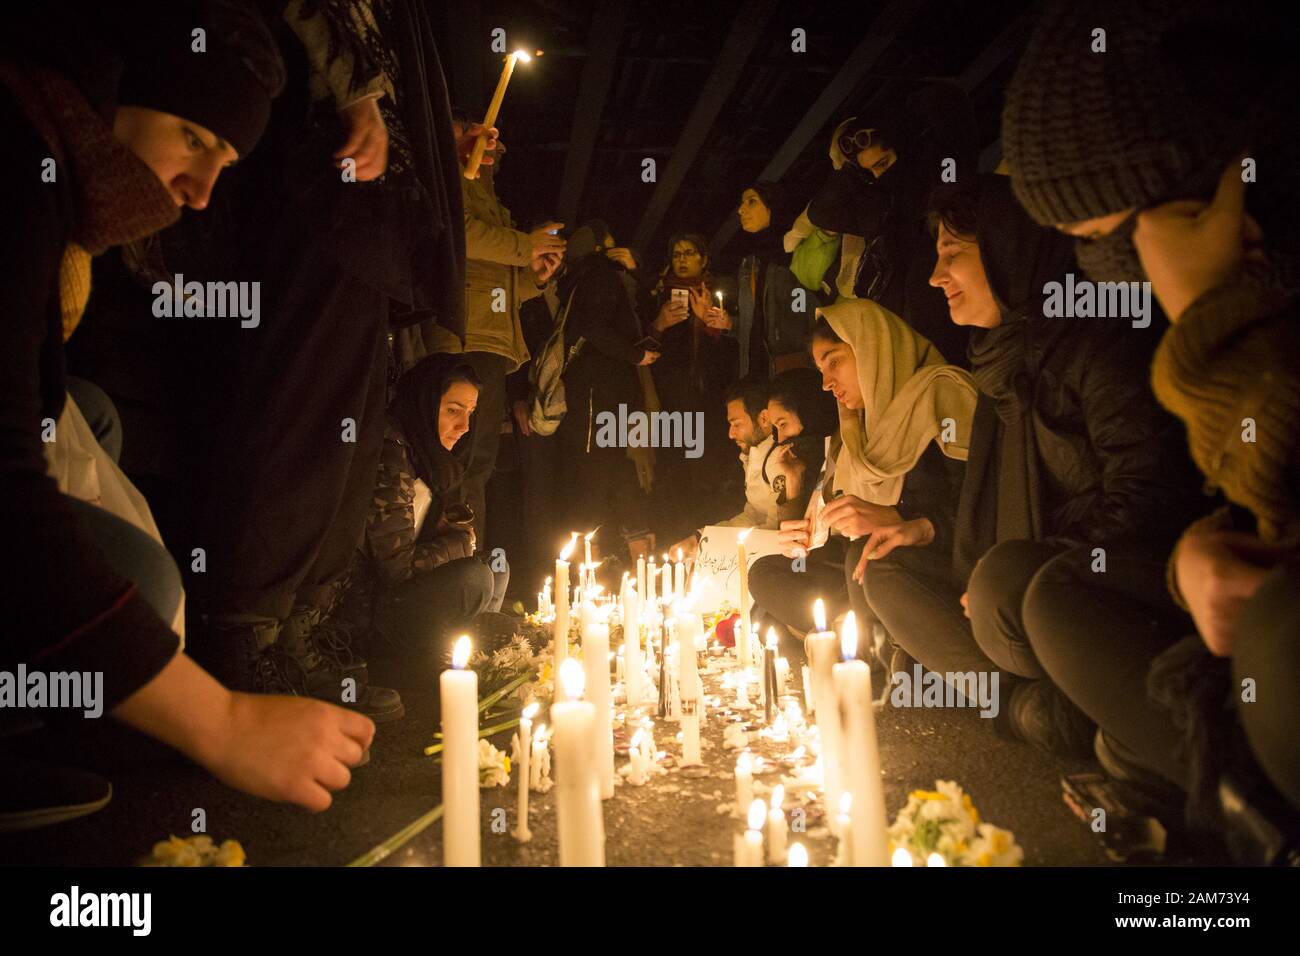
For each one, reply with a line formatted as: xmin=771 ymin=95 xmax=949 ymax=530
xmin=276 ymin=606 xmax=405 ymax=723
xmin=1002 ymin=680 xmax=1095 ymax=756
xmin=0 ymin=757 xmax=112 ymax=832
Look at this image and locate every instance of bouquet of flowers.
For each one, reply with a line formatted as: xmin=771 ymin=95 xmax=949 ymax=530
xmin=426 ymin=635 xmax=546 ymax=758
xmin=140 ymin=835 xmax=245 ymax=867
xmin=886 ymin=780 xmax=1023 ymax=866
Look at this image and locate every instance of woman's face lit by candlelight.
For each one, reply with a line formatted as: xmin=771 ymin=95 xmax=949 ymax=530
xmin=671 ymin=240 xmax=706 ymax=280
xmin=112 ymin=106 xmax=239 ymax=210
xmin=439 ymin=379 xmax=479 ymax=449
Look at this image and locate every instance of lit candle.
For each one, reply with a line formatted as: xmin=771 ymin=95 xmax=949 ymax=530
xmin=744 ymin=799 xmax=766 ymax=867
xmin=530 ymin=723 xmax=549 ymax=791
xmin=801 ymin=664 xmax=814 ymax=713
xmin=776 ymin=656 xmax=790 ymax=695
xmin=926 ymin=852 xmax=946 ymax=867
xmin=788 ymin=843 xmax=809 ymax=867
xmin=716 ymin=290 xmax=724 ymax=309
xmin=555 ymin=534 xmax=577 ymax=699
xmin=763 ymin=627 xmax=779 ymax=724
xmin=734 ymin=667 xmax=750 ymax=709
xmin=580 ymin=603 xmax=615 ymax=800
xmin=891 ymin=847 xmax=913 ymax=867
xmin=647 ymin=554 xmax=656 ymax=606
xmin=833 ymin=613 xmax=888 ymax=866
xmin=673 ymin=548 xmax=685 ymax=602
xmin=677 ymin=607 xmax=701 ymax=766
xmin=625 ymin=586 xmax=643 ymax=706
xmin=513 ymin=701 xmax=539 ymax=842
xmin=660 ymin=553 xmax=671 ymax=603
xmin=735 ymin=752 xmax=753 ymax=814
xmin=584 ymin=529 xmax=595 ymax=575
xmin=807 ymin=598 xmax=844 ymax=828
xmin=464 ymin=50 xmax=532 ymax=179
xmin=441 ymin=636 xmax=480 ymax=867
xmin=737 ymin=529 xmax=753 ymax=668
xmin=637 ymin=554 xmax=646 ymax=605
xmin=767 ymin=784 xmax=788 ymax=864
xmin=551 ymin=659 xmax=605 ymax=866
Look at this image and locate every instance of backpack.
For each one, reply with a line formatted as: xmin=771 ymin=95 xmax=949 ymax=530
xmin=527 ymin=289 xmax=583 ymax=436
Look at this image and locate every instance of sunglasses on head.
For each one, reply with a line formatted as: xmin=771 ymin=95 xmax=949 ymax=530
xmin=838 ymin=127 xmax=877 ymax=158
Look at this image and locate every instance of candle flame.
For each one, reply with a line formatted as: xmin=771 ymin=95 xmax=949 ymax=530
xmin=738 ymin=527 xmax=753 ymax=544
xmin=545 ymin=576 xmax=552 ymax=586
xmin=522 ymin=701 xmax=539 ymax=721
xmin=559 ymin=657 xmax=585 ymax=700
xmin=584 ymin=528 xmax=597 ymax=542
xmin=891 ymin=847 xmax=913 ymax=867
xmin=736 ymin=753 xmax=752 ymax=775
xmin=841 ymin=611 xmax=858 ymax=661
xmin=533 ymin=723 xmax=547 ymax=742
xmin=766 ymin=627 xmax=779 ymax=650
xmin=451 ymin=635 xmax=472 ymax=669
xmin=747 ymin=799 xmax=767 ymax=831
xmin=661 ymin=553 xmax=669 ymax=563
xmin=513 ymin=49 xmax=532 ymax=63
xmin=813 ymin=597 xmax=827 ymax=632
xmin=839 ymin=791 xmax=852 ymax=816
xmin=788 ymin=843 xmax=808 ymax=867
xmin=926 ymin=852 xmax=946 ymax=867
xmin=560 ymin=533 xmax=577 ymax=561
xmin=676 ymin=548 xmax=683 ymax=562
xmin=770 ymin=784 xmax=785 ymax=809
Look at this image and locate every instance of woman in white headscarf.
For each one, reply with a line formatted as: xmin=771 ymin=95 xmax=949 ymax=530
xmin=747 ymin=296 xmax=974 ymax=659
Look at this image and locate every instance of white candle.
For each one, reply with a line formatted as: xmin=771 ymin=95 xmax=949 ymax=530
xmin=551 ymin=659 xmax=605 ymax=866
xmin=806 ymin=599 xmax=844 ymax=829
xmin=836 ymin=792 xmax=853 ymax=866
xmin=776 ymin=657 xmax=790 ymax=695
xmin=673 ymin=548 xmax=685 ymax=602
xmin=735 ymin=753 xmax=753 ymax=814
xmin=513 ymin=701 xmax=539 ymax=841
xmin=647 ymin=555 xmax=656 ymax=606
xmin=927 ymin=852 xmax=946 ymax=867
xmin=891 ymin=847 xmax=914 ymax=867
xmin=441 ymin=636 xmax=480 ymax=867
xmin=734 ymin=668 xmax=750 ymax=708
xmin=677 ymin=609 xmax=701 ymax=766
xmin=744 ymin=799 xmax=766 ymax=867
xmin=637 ymin=554 xmax=646 ymax=604
xmin=802 ymin=664 xmax=814 ymax=713
xmin=788 ymin=842 xmax=808 ymax=867
xmin=584 ymin=529 xmax=595 ymax=575
xmin=660 ymin=554 xmax=671 ymax=603
xmin=737 ymin=529 xmax=753 ymax=667
xmin=621 ymin=577 xmax=643 ymax=707
xmin=579 ymin=605 xmax=615 ymax=800
xmin=767 ymin=785 xmax=788 ymax=864
xmin=555 ymin=535 xmax=577 ymax=699
xmin=833 ymin=613 xmax=888 ymax=866
xmin=530 ymin=723 xmax=548 ymax=791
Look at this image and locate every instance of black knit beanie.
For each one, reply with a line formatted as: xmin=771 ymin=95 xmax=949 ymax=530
xmin=1002 ymin=0 xmax=1246 ymax=226
xmin=116 ymin=0 xmax=284 ymax=158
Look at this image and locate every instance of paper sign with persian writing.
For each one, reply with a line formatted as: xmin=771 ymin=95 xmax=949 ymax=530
xmin=693 ymin=526 xmax=784 ymax=613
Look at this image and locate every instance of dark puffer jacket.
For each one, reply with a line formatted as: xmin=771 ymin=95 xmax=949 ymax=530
xmin=953 ymin=176 xmax=1209 ymax=578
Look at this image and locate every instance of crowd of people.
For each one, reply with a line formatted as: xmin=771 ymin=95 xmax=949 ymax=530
xmin=2 ymin=0 xmax=1296 ymax=861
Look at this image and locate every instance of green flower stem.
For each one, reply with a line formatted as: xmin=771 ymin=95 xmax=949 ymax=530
xmin=345 ymin=804 xmax=444 ymax=867
xmin=477 ymin=671 xmax=536 ymax=714
xmin=423 ymin=717 xmax=522 ymax=757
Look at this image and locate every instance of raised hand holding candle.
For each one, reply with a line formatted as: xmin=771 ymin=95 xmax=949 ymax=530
xmin=833 ymin=613 xmax=888 ymax=865
xmin=441 ymin=636 xmax=480 ymax=866
xmin=552 ymin=659 xmax=605 ymax=866
xmin=464 ymin=50 xmax=531 ymax=179
xmin=513 ymin=701 xmax=539 ymax=842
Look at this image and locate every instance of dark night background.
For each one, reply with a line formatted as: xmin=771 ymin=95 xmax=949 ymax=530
xmin=431 ymin=0 xmax=1037 ymax=275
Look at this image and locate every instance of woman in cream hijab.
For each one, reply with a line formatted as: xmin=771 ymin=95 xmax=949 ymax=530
xmin=750 ymin=296 xmax=974 ymax=657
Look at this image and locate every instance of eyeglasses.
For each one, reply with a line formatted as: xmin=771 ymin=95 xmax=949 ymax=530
xmin=671 ymin=250 xmax=702 ymax=260
xmin=837 ymin=127 xmax=876 ymax=158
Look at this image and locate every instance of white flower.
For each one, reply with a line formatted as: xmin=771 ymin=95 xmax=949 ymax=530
xmin=477 ymin=738 xmax=511 ymax=788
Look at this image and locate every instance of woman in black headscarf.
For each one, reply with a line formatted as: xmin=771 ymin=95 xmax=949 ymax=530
xmin=333 ymin=353 xmax=501 ymax=669
xmin=861 ymin=174 xmax=1208 ymax=756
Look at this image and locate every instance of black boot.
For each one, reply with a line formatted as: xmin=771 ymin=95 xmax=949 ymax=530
xmin=189 ymin=615 xmax=285 ymax=694
xmin=1000 ymin=679 xmax=1096 ymax=757
xmin=275 ymin=606 xmax=405 ymax=723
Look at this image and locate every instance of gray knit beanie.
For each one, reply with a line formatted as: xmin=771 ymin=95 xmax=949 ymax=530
xmin=1002 ymin=0 xmax=1226 ymax=226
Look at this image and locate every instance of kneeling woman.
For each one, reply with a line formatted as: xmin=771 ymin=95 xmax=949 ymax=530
xmin=748 ymin=302 xmax=975 ymax=661
xmin=340 ymin=355 xmax=504 ymax=670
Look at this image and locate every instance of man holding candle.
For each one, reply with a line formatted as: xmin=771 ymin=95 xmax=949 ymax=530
xmin=440 ymin=108 xmax=565 ymax=550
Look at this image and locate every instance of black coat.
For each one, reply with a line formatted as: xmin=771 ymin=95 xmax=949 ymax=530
xmin=559 ymin=253 xmax=644 ymax=417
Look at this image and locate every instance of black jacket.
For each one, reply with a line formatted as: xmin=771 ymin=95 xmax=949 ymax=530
xmin=559 ymin=253 xmax=644 ymax=417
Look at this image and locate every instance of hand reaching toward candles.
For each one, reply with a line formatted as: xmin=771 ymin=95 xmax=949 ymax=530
xmin=819 ymin=494 xmax=903 ymax=539
xmin=334 ymin=95 xmax=389 ymax=181
xmin=851 ymin=518 xmax=935 ymax=584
